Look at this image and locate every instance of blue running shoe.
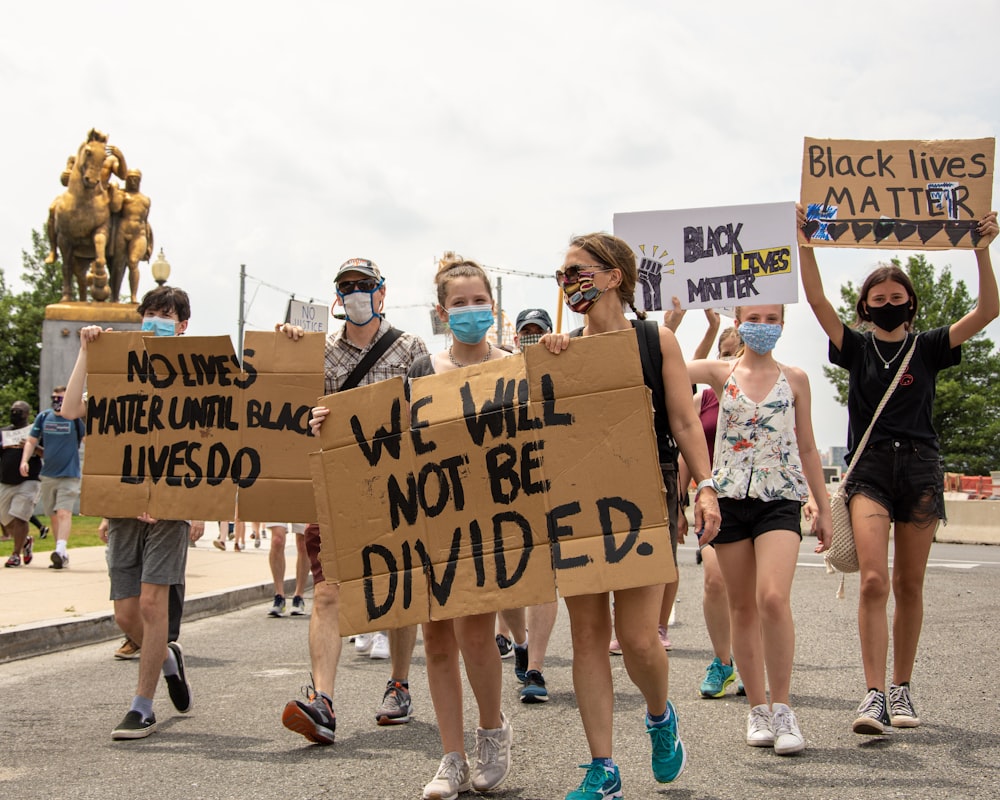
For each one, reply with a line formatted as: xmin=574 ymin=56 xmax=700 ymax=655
xmin=700 ymin=657 xmax=736 ymax=698
xmin=648 ymin=700 xmax=687 ymax=783
xmin=565 ymin=762 xmax=622 ymax=799
xmin=520 ymin=670 xmax=549 ymax=704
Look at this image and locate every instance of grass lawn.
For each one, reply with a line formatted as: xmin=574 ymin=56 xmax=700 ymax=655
xmin=0 ymin=515 xmax=106 ymax=555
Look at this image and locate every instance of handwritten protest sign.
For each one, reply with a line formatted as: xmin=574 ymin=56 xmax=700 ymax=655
xmin=286 ymin=299 xmax=329 ymax=333
xmin=613 ymin=202 xmax=798 ymax=311
xmin=80 ymin=331 xmax=324 ymax=521
xmin=310 ymin=330 xmax=674 ymax=635
xmin=1 ymin=426 xmax=32 ymax=447
xmin=800 ymin=137 xmax=995 ymax=249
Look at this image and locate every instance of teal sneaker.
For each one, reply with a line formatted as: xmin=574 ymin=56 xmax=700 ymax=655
xmin=566 ymin=762 xmax=622 ymax=799
xmin=700 ymin=657 xmax=736 ymax=698
xmin=647 ymin=701 xmax=686 ymax=783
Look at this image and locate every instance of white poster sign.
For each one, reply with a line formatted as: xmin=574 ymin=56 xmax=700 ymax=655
xmin=286 ymin=299 xmax=329 ymax=333
xmin=613 ymin=201 xmax=799 ymax=311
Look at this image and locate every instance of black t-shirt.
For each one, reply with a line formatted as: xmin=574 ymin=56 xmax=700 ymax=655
xmin=1 ymin=426 xmax=42 ymax=484
xmin=829 ymin=323 xmax=959 ymax=463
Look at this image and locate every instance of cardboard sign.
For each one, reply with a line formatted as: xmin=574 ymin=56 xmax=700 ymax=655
xmin=800 ymin=137 xmax=995 ymax=249
xmin=310 ymin=330 xmax=674 ymax=635
xmin=80 ymin=331 xmax=324 ymax=521
xmin=614 ymin=202 xmax=798 ymax=310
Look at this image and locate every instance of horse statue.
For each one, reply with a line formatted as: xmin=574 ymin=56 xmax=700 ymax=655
xmin=45 ymin=129 xmax=127 ymax=302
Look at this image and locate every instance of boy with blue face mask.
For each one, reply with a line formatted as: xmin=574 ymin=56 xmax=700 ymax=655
xmin=61 ymin=285 xmax=204 ymax=739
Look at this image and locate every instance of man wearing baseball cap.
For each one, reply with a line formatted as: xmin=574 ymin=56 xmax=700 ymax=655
xmin=513 ymin=308 xmax=553 ymax=350
xmin=277 ymin=257 xmax=428 ymax=743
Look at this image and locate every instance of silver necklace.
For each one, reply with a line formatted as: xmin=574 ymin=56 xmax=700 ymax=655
xmin=871 ymin=334 xmax=907 ymax=369
xmin=448 ymin=342 xmax=492 ymax=368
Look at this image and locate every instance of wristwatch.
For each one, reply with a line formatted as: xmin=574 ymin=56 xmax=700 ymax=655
xmin=695 ymin=477 xmax=718 ymax=498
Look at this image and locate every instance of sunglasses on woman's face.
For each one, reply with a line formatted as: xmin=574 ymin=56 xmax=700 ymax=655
xmin=336 ymin=278 xmax=380 ymax=294
xmin=554 ymin=264 xmax=611 ymax=286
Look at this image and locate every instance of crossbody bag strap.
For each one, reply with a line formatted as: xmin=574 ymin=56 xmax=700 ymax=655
xmin=842 ymin=335 xmax=918 ymax=482
xmin=340 ymin=327 xmax=402 ymax=392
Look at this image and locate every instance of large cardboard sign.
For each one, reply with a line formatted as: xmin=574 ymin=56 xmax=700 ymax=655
xmin=310 ymin=331 xmax=674 ymax=635
xmin=800 ymin=137 xmax=995 ymax=249
xmin=80 ymin=331 xmax=324 ymax=521
xmin=614 ymin=202 xmax=798 ymax=311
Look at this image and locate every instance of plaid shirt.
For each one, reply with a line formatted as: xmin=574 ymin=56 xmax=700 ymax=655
xmin=324 ymin=318 xmax=428 ymax=394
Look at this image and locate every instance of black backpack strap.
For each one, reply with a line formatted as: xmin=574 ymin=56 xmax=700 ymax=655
xmin=633 ymin=319 xmax=664 ymax=404
xmin=340 ymin=327 xmax=403 ymax=391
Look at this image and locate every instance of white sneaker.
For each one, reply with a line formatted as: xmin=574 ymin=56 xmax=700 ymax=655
xmin=746 ymin=704 xmax=775 ymax=747
xmin=471 ymin=712 xmax=512 ymax=791
xmin=771 ymin=703 xmax=805 ymax=755
xmin=369 ymin=632 xmax=390 ymax=659
xmin=423 ymin=751 xmax=471 ymax=800
xmin=354 ymin=633 xmax=373 ymax=655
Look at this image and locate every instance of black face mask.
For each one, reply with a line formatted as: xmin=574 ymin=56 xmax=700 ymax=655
xmin=866 ymin=301 xmax=911 ymax=332
xmin=10 ymin=409 xmax=28 ymax=427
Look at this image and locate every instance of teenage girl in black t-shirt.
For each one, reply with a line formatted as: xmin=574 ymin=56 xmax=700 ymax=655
xmin=798 ymin=205 xmax=999 ymax=737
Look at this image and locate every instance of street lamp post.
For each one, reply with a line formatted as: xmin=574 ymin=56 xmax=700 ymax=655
xmin=151 ymin=248 xmax=171 ymax=286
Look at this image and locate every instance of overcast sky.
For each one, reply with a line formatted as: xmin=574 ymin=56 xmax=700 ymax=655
xmin=2 ymin=1 xmax=998 ymax=452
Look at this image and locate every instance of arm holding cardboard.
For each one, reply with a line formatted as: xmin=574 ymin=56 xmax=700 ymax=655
xmin=658 ymin=326 xmax=721 ymax=545
xmin=950 ymin=211 xmax=999 ymax=347
xmin=796 ymin=203 xmax=844 ymax=351
xmin=61 ymin=325 xmax=109 ymax=421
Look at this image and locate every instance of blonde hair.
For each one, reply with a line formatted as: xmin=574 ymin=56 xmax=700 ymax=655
xmin=568 ymin=233 xmax=645 ymax=319
xmin=434 ymin=252 xmax=493 ymax=305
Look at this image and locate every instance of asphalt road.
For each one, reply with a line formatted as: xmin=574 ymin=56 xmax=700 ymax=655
xmin=2 ymin=540 xmax=998 ymax=800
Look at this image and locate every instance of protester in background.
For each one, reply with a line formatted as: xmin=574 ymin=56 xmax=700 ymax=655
xmin=687 ymin=303 xmax=831 ymax=755
xmin=266 ymin=523 xmax=309 ymax=617
xmin=20 ymin=385 xmax=84 ymax=569
xmin=2 ymin=401 xmax=41 ymax=568
xmin=798 ymin=205 xmax=999 ymax=734
xmin=541 ymin=233 xmax=721 ymax=799
xmin=279 ymin=258 xmax=428 ymax=743
xmin=62 ymin=286 xmax=204 ymax=739
xmin=495 ymin=307 xmax=560 ymax=704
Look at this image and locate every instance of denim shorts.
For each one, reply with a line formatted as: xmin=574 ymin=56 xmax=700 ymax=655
xmin=844 ymin=438 xmax=945 ymax=525
xmin=714 ymin=497 xmax=803 ymax=544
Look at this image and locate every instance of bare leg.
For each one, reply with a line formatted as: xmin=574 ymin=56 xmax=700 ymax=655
xmin=526 ymin=601 xmax=558 ymax=672
xmin=565 ymin=593 xmax=614 ymax=758
xmin=852 ymin=495 xmax=893 ymax=691
xmin=616 ymin=585 xmax=669 ymax=716
xmin=293 ymin=534 xmax=310 ymax=597
xmin=499 ymin=607 xmax=526 ymax=643
xmin=424 ymin=619 xmax=466 ymax=756
xmin=714 ymin=539 xmax=766 ymax=707
xmin=891 ymin=518 xmax=937 ymax=684
xmin=136 ymin=583 xmax=169 ymax=699
xmin=388 ymin=625 xmax=417 ymax=682
xmin=309 ymin=580 xmax=342 ymax=698
xmin=53 ymin=508 xmax=72 ymax=548
xmin=750 ymin=531 xmax=800 ymax=706
xmin=454 ymin=612 xmax=503 ymax=729
xmin=7 ymin=518 xmax=28 ymax=556
xmin=269 ymin=526 xmax=288 ymax=594
xmin=701 ymin=545 xmax=732 ymax=661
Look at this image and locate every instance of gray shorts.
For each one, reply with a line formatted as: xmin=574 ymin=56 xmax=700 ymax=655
xmin=0 ymin=480 xmax=41 ymax=525
xmin=39 ymin=476 xmax=81 ymax=513
xmin=106 ymin=518 xmax=190 ymax=600
xmin=266 ymin=522 xmax=306 ymax=534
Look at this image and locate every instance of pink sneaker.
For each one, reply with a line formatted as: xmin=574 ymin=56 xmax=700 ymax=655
xmin=658 ymin=625 xmax=672 ymax=651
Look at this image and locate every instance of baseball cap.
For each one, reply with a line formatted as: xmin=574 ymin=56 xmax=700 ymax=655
xmin=335 ymin=258 xmax=383 ymax=283
xmin=515 ymin=308 xmax=553 ymax=333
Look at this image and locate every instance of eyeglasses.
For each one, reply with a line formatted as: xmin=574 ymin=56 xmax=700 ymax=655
xmin=336 ymin=278 xmax=381 ymax=294
xmin=554 ymin=264 xmax=613 ymax=286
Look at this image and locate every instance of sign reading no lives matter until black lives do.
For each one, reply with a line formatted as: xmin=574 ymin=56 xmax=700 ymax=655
xmin=81 ymin=330 xmax=325 ymax=522
xmin=309 ymin=330 xmax=674 ymax=635
xmin=800 ymin=137 xmax=995 ymax=250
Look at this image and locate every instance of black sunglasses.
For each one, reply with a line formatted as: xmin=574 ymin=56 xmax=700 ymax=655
xmin=337 ymin=278 xmax=381 ymax=294
xmin=554 ymin=263 xmax=612 ymax=286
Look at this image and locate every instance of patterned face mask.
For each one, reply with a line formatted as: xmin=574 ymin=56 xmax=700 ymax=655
xmin=737 ymin=322 xmax=782 ymax=355
xmin=518 ymin=333 xmax=543 ymax=349
xmin=559 ymin=271 xmax=605 ymax=314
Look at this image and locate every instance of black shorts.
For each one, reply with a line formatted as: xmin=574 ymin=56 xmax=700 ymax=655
xmin=844 ymin=438 xmax=945 ymax=525
xmin=714 ymin=497 xmax=802 ymax=545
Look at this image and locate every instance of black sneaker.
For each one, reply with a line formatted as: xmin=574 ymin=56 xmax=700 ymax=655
xmin=164 ymin=641 xmax=193 ymax=713
xmin=38 ymin=525 xmax=49 ymax=539
xmin=853 ymin=689 xmax=892 ymax=735
xmin=495 ymin=634 xmax=513 ymax=659
xmin=50 ymin=550 xmax=68 ymax=570
xmin=513 ymin=643 xmax=529 ymax=683
xmin=520 ymin=669 xmax=549 ymax=703
xmin=282 ymin=685 xmax=336 ymax=745
xmin=112 ymin=710 xmax=157 ymax=740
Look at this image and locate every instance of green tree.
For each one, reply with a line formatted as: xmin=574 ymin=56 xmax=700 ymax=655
xmin=823 ymin=254 xmax=1000 ymax=474
xmin=0 ymin=228 xmax=63 ymax=415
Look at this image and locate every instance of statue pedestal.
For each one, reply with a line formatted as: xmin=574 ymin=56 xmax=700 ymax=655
xmin=39 ymin=302 xmax=142 ymax=411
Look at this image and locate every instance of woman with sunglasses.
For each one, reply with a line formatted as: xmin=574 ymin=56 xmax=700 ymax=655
xmin=405 ymin=255 xmax=513 ymax=800
xmin=542 ymin=233 xmax=721 ymax=800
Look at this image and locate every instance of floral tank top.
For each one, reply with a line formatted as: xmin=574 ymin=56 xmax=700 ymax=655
xmin=712 ymin=366 xmax=808 ymax=502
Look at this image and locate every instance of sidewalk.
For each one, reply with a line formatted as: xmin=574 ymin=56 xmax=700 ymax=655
xmin=0 ymin=526 xmax=306 ymax=663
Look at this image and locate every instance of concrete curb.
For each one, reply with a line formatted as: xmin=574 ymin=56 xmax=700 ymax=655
xmin=0 ymin=577 xmax=305 ymax=664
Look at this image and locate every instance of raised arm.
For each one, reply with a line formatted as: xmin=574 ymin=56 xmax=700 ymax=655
xmin=692 ymin=308 xmax=721 ymax=360
xmin=797 ymin=204 xmax=844 ymax=350
xmin=950 ymin=211 xmax=999 ymax=347
xmin=61 ymin=326 xmax=107 ymax=420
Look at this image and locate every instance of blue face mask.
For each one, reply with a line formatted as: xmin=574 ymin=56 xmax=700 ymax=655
xmin=448 ymin=305 xmax=494 ymax=344
xmin=141 ymin=316 xmax=177 ymax=337
xmin=738 ymin=321 xmax=782 ymax=355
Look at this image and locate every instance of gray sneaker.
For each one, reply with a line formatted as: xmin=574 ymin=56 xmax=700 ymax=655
xmin=471 ymin=712 xmax=512 ymax=792
xmin=746 ymin=704 xmax=774 ymax=747
xmin=423 ymin=751 xmax=471 ymax=800
xmin=771 ymin=703 xmax=805 ymax=755
xmin=375 ymin=679 xmax=413 ymax=725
